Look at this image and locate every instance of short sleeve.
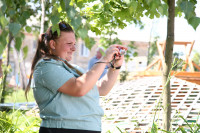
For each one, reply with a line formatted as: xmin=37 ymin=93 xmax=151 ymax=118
xmin=40 ymin=62 xmax=74 ymax=93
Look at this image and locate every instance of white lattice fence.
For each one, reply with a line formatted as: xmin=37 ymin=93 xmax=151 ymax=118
xmin=101 ymin=77 xmax=200 ymax=133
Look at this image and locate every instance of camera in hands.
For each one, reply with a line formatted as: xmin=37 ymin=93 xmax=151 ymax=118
xmin=119 ymin=48 xmax=126 ymax=55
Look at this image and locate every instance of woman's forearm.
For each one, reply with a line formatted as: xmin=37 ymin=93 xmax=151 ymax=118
xmin=98 ymin=68 xmax=120 ymax=96
xmin=77 ymin=63 xmax=107 ymax=93
xmin=59 ymin=62 xmax=108 ymax=96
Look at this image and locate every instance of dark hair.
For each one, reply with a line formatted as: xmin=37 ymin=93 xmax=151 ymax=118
xmin=25 ymin=21 xmax=81 ymax=100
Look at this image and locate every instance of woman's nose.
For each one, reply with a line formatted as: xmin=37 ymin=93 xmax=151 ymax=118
xmin=71 ymin=44 xmax=76 ymax=51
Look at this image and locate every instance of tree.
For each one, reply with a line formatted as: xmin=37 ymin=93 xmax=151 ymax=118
xmin=40 ymin=0 xmax=45 ymax=34
xmin=0 ymin=0 xmax=35 ymax=102
xmin=162 ymin=0 xmax=174 ymax=130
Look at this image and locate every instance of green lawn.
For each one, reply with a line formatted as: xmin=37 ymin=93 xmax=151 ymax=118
xmin=5 ymin=89 xmax=35 ymax=103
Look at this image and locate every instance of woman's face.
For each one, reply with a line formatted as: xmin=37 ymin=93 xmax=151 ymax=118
xmin=54 ymin=31 xmax=76 ymax=61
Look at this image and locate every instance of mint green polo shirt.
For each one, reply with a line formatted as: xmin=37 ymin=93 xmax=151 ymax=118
xmin=32 ymin=58 xmax=104 ymax=131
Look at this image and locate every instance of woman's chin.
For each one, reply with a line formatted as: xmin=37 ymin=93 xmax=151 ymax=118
xmin=66 ymin=57 xmax=72 ymax=61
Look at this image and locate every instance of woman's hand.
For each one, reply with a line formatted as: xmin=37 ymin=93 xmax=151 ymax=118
xmin=100 ymin=45 xmax=127 ymax=67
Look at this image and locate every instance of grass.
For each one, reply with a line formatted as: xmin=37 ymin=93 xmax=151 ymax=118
xmin=0 ymin=110 xmax=41 ymax=133
xmin=1 ymin=88 xmax=40 ymax=133
xmin=5 ymin=89 xmax=35 ymax=103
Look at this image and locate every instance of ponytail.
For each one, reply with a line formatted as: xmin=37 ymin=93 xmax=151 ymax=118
xmin=25 ymin=34 xmax=46 ymax=100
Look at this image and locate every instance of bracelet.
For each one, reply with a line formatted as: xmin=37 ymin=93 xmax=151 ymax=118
xmin=110 ymin=62 xmax=121 ymax=69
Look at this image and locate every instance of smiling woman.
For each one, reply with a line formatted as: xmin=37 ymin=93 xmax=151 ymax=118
xmin=50 ymin=32 xmax=76 ymax=61
xmin=25 ymin=21 xmax=127 ymax=133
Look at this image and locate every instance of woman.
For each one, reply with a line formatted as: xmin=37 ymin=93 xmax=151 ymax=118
xmin=25 ymin=21 xmax=127 ymax=133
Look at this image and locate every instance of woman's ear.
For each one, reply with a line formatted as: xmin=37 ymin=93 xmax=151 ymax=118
xmin=49 ymin=40 xmax=56 ymax=50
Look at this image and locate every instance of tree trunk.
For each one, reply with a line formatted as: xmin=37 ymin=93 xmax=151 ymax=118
xmin=19 ymin=51 xmax=27 ymax=90
xmin=0 ymin=59 xmax=2 ymax=78
xmin=162 ymin=0 xmax=175 ymax=131
xmin=0 ymin=33 xmax=13 ymax=103
xmin=13 ymin=48 xmax=27 ymax=90
xmin=40 ymin=0 xmax=45 ymax=34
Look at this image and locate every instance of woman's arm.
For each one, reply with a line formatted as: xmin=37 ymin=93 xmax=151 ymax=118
xmin=97 ymin=52 xmax=125 ymax=96
xmin=58 ymin=60 xmax=107 ymax=97
xmin=58 ymin=45 xmax=125 ymax=97
xmin=97 ymin=67 xmax=120 ymax=96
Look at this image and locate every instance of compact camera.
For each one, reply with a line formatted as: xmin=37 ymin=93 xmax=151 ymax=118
xmin=119 ymin=49 xmax=126 ymax=55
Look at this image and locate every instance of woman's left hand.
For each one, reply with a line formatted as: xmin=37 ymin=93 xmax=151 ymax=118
xmin=112 ymin=45 xmax=127 ymax=67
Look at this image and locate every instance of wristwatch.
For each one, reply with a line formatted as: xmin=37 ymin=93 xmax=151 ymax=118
xmin=110 ymin=62 xmax=121 ymax=69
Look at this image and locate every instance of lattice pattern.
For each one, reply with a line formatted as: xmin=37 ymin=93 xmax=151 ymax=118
xmin=100 ymin=77 xmax=200 ymax=133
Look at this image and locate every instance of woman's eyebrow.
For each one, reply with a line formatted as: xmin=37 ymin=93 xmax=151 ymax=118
xmin=66 ymin=41 xmax=76 ymax=44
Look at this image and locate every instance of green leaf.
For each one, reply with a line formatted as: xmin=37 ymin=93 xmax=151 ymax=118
xmin=129 ymin=1 xmax=138 ymax=13
xmin=0 ymin=16 xmax=8 ymax=28
xmin=22 ymin=11 xmax=31 ymax=19
xmin=50 ymin=15 xmax=60 ymax=25
xmin=84 ymin=37 xmax=95 ymax=50
xmin=90 ymin=26 xmax=101 ymax=35
xmin=15 ymin=37 xmax=23 ymax=51
xmin=179 ymin=115 xmax=194 ymax=132
xmin=0 ymin=30 xmax=8 ymax=47
xmin=124 ymin=0 xmax=131 ymax=5
xmin=51 ymin=24 xmax=60 ymax=36
xmin=60 ymin=0 xmax=66 ymax=11
xmin=25 ymin=26 xmax=32 ymax=33
xmin=71 ymin=16 xmax=82 ymax=30
xmin=133 ymin=52 xmax=138 ymax=57
xmin=1 ymin=3 xmax=7 ymax=12
xmin=23 ymin=46 xmax=28 ymax=59
xmin=65 ymin=0 xmax=71 ymax=10
xmin=9 ymin=23 xmax=21 ymax=36
xmin=160 ymin=4 xmax=168 ymax=16
xmin=179 ymin=127 xmax=187 ymax=133
xmin=188 ymin=17 xmax=200 ymax=30
xmin=116 ymin=126 xmax=124 ymax=133
xmin=0 ymin=36 xmax=7 ymax=49
xmin=77 ymin=28 xmax=88 ymax=39
xmin=101 ymin=0 xmax=105 ymax=4
xmin=0 ymin=44 xmax=4 ymax=55
xmin=151 ymin=122 xmax=158 ymax=133
xmin=8 ymin=9 xmax=15 ymax=16
xmin=104 ymin=3 xmax=110 ymax=11
xmin=180 ymin=1 xmax=194 ymax=19
xmin=67 ymin=7 xmax=76 ymax=18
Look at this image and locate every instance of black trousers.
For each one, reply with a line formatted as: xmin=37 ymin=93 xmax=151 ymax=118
xmin=39 ymin=127 xmax=101 ymax=133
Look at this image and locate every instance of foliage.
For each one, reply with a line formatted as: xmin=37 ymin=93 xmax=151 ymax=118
xmin=124 ymin=42 xmax=138 ymax=63
xmin=0 ymin=0 xmax=199 ymax=58
xmin=149 ymin=57 xmax=187 ymax=133
xmin=175 ymin=115 xmax=200 ymax=133
xmin=116 ymin=126 xmax=128 ymax=133
xmin=147 ymin=37 xmax=159 ymax=65
xmin=172 ymin=54 xmax=185 ymax=71
xmin=119 ymin=71 xmax=129 ymax=82
xmin=192 ymin=50 xmax=200 ymax=64
xmin=176 ymin=0 xmax=200 ymax=30
xmin=0 ymin=110 xmax=40 ymax=133
xmin=99 ymin=29 xmax=138 ymax=64
xmin=151 ymin=122 xmax=158 ymax=133
xmin=192 ymin=50 xmax=200 ymax=71
xmin=0 ymin=51 xmax=13 ymax=103
xmin=157 ymin=115 xmax=200 ymax=133
xmin=0 ymin=0 xmax=35 ymax=55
